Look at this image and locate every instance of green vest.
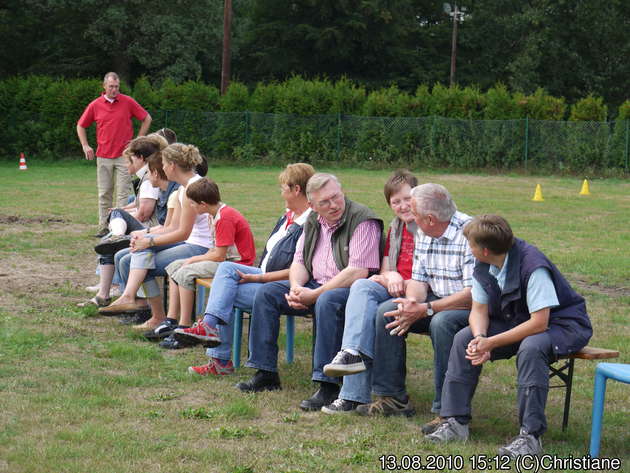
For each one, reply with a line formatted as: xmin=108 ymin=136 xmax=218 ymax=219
xmin=302 ymin=198 xmax=383 ymax=277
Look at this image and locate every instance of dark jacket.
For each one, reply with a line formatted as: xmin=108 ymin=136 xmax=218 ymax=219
xmin=156 ymin=181 xmax=180 ymax=225
xmin=302 ymin=198 xmax=383 ymax=277
xmin=473 ymin=238 xmax=592 ymax=357
xmin=259 ymin=214 xmax=304 ymax=273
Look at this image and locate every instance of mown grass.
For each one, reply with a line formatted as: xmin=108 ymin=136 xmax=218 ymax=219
xmin=0 ymin=161 xmax=628 ymax=473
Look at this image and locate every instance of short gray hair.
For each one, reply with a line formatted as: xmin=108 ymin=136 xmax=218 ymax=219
xmin=103 ymin=72 xmax=120 ymax=82
xmin=306 ymin=173 xmax=341 ymax=201
xmin=411 ymin=183 xmax=457 ymax=222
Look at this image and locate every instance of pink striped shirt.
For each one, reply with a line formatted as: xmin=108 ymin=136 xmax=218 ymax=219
xmin=294 ymin=216 xmax=381 ymax=284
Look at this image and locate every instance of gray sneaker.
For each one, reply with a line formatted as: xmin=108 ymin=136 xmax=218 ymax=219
xmin=498 ymin=428 xmax=542 ymax=458
xmin=425 ymin=417 xmax=469 ymax=443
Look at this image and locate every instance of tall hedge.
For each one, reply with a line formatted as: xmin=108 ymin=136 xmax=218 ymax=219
xmin=0 ymin=75 xmax=627 ymax=173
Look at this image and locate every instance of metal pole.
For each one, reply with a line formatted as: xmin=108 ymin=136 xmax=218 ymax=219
xmin=221 ymin=0 xmax=233 ymax=95
xmin=625 ymin=120 xmax=629 ymax=172
xmin=336 ymin=113 xmax=342 ymax=161
xmin=449 ymin=5 xmax=459 ymax=87
xmin=524 ymin=116 xmax=529 ymax=169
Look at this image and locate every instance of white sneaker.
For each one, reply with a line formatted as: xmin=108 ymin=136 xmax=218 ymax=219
xmin=425 ymin=417 xmax=469 ymax=443
xmin=498 ymin=428 xmax=543 ymax=458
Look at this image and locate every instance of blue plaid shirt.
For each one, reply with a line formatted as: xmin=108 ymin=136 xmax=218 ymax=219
xmin=411 ymin=211 xmax=474 ymax=298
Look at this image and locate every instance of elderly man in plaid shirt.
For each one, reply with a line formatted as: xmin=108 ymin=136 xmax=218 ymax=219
xmin=356 ymin=183 xmax=474 ymax=435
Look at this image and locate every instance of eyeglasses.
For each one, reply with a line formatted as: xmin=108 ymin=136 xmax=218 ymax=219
xmin=315 ymin=193 xmax=343 ymax=208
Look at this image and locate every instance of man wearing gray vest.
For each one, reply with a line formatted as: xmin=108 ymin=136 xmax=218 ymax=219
xmin=237 ymin=173 xmax=383 ymax=411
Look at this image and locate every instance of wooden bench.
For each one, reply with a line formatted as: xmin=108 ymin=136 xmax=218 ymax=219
xmin=550 ymin=346 xmax=619 ymax=431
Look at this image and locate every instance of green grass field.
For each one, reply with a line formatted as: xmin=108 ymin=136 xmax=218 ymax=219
xmin=0 ymin=161 xmax=628 ymax=473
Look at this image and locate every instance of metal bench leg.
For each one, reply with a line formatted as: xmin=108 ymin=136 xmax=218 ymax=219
xmin=286 ymin=316 xmax=295 ymax=363
xmin=562 ymin=358 xmax=575 ymax=432
xmin=590 ymin=368 xmax=608 ymax=457
xmin=232 ymin=308 xmax=244 ymax=368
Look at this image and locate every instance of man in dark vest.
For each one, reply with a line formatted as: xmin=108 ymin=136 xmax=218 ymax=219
xmin=426 ymin=214 xmax=592 ymax=458
xmin=237 ymin=173 xmax=383 ymax=411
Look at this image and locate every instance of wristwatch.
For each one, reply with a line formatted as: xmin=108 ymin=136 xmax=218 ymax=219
xmin=426 ymin=301 xmax=434 ymax=316
xmin=148 ymin=236 xmax=155 ymax=247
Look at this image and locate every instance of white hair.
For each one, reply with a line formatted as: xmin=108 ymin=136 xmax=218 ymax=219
xmin=410 ymin=183 xmax=457 ymax=222
xmin=306 ymin=173 xmax=341 ymax=201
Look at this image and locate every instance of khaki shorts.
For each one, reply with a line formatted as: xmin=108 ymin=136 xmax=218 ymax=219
xmin=165 ymin=259 xmax=221 ymax=291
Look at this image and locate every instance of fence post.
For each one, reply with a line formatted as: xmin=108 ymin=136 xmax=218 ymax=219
xmin=244 ymin=111 xmax=251 ymax=145
xmin=523 ymin=116 xmax=529 ymax=169
xmin=336 ymin=112 xmax=342 ymax=161
xmin=625 ymin=120 xmax=629 ymax=172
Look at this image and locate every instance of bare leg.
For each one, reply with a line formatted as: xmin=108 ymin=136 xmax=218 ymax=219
xmin=97 ymin=264 xmax=115 ymax=300
xmin=139 ymin=296 xmax=167 ymax=328
xmin=178 ymin=286 xmax=195 ymax=327
xmin=166 ymin=277 xmax=181 ymax=321
xmin=108 ymin=268 xmax=149 ymax=306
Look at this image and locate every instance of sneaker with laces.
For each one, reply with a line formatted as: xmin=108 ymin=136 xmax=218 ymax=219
xmin=498 ymin=428 xmax=542 ymax=458
xmin=94 ymin=234 xmax=132 ymax=255
xmin=321 ymin=398 xmax=362 ymax=414
xmin=421 ymin=416 xmax=445 ymax=434
xmin=173 ymin=321 xmax=220 ymax=347
xmin=144 ymin=319 xmax=177 ymax=341
xmin=355 ymin=396 xmax=415 ymax=417
xmin=323 ymin=350 xmax=366 ymax=377
xmin=425 ymin=417 xmax=469 ymax=443
xmin=188 ymin=358 xmax=235 ymax=376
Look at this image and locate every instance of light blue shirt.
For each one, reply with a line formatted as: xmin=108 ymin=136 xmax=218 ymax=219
xmin=472 ymin=253 xmax=559 ymax=313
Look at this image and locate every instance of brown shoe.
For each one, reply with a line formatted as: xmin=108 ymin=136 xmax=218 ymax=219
xmin=99 ymin=301 xmax=146 ymax=315
xmin=355 ymin=396 xmax=415 ymax=417
xmin=421 ymin=416 xmax=445 ymax=434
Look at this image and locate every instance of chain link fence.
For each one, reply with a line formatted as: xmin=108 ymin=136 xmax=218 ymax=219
xmin=149 ymin=111 xmax=629 ymax=172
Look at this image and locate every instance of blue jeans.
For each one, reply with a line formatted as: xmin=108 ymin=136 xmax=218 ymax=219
xmin=372 ymin=299 xmax=470 ymax=413
xmin=245 ymin=280 xmax=350 ymax=384
xmin=339 ymin=293 xmax=397 ymax=404
xmin=99 ymin=209 xmax=145 ymax=266
xmin=116 ymin=239 xmax=206 ymax=298
xmin=203 ymin=262 xmax=264 ymax=361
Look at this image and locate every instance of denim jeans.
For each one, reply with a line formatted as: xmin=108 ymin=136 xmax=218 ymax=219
xmin=339 ymin=297 xmax=397 ymax=404
xmin=372 ymin=299 xmax=470 ymax=413
xmin=245 ymin=280 xmax=350 ymax=384
xmin=440 ymin=323 xmax=554 ymax=437
xmin=203 ymin=262 xmax=265 ymax=361
xmin=116 ymin=240 xmax=206 ymax=298
xmin=98 ymin=209 xmax=145 ymax=266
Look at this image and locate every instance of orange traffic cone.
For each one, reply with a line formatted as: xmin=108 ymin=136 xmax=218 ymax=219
xmin=532 ymin=184 xmax=544 ymax=202
xmin=579 ymin=179 xmax=591 ymax=196
xmin=19 ymin=152 xmax=28 ymax=170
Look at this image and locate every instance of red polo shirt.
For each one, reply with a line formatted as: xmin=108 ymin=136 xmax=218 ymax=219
xmin=77 ymin=93 xmax=148 ymax=158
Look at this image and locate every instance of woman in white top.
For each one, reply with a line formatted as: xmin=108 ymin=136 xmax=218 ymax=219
xmin=101 ymin=143 xmax=213 ymax=330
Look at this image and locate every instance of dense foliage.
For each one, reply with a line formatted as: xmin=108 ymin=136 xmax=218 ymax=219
xmin=1 ymin=0 xmax=629 ymax=111
xmin=1 ymin=76 xmax=627 ymax=174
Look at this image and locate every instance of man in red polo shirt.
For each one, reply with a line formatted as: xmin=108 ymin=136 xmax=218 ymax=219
xmin=77 ymin=72 xmax=152 ymax=237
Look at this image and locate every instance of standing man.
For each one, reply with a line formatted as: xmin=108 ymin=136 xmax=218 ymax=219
xmin=236 ymin=173 xmax=383 ymax=412
xmin=356 ymin=183 xmax=474 ymax=435
xmin=77 ymin=72 xmax=152 ymax=237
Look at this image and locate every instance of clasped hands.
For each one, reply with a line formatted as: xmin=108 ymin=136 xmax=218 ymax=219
xmin=383 ymin=298 xmax=427 ymax=337
xmin=285 ymin=285 xmax=318 ymax=310
xmin=465 ymin=336 xmax=492 ymax=366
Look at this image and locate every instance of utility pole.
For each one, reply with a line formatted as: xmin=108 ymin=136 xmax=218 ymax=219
xmin=221 ymin=0 xmax=233 ymax=95
xmin=444 ymin=3 xmax=467 ymax=87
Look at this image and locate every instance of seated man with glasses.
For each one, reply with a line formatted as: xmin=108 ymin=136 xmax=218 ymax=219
xmin=237 ymin=173 xmax=383 ymax=412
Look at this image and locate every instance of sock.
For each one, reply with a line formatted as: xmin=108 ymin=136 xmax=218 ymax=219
xmin=203 ymin=314 xmax=221 ymax=327
xmin=109 ymin=218 xmax=127 ymax=235
xmin=212 ymin=357 xmax=231 ymax=367
xmin=345 ymin=348 xmax=360 ymax=356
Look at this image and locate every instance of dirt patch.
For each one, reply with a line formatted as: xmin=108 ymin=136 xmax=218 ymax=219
xmin=572 ymin=277 xmax=630 ymax=298
xmin=0 ymin=214 xmax=66 ymax=224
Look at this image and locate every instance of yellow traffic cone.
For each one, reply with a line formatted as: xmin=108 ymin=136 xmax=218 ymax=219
xmin=532 ymin=184 xmax=544 ymax=202
xmin=579 ymin=179 xmax=591 ymax=196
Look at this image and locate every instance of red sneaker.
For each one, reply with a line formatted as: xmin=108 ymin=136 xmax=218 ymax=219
xmin=173 ymin=321 xmax=220 ymax=347
xmin=188 ymin=358 xmax=235 ymax=376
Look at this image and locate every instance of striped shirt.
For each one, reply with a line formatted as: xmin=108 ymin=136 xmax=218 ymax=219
xmin=411 ymin=211 xmax=474 ymax=298
xmin=294 ymin=216 xmax=381 ymax=284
